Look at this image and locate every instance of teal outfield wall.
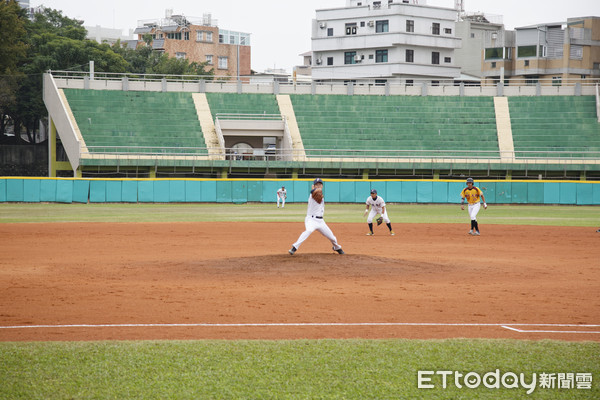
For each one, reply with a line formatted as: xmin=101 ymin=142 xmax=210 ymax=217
xmin=1 ymin=178 xmax=599 ymax=205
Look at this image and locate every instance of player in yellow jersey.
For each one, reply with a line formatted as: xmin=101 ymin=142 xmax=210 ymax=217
xmin=460 ymin=178 xmax=487 ymax=236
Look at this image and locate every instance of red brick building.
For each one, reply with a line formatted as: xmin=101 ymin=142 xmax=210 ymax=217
xmin=133 ymin=12 xmax=251 ymax=78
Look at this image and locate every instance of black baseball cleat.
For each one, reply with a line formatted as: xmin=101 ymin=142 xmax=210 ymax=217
xmin=597 ymin=228 xmax=600 ymax=233
xmin=288 ymin=246 xmax=297 ymax=255
xmin=333 ymin=247 xmax=345 ymax=255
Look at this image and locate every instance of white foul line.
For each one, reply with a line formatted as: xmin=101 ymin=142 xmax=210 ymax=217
xmin=0 ymin=322 xmax=599 ymax=334
xmin=502 ymin=325 xmax=600 ymax=334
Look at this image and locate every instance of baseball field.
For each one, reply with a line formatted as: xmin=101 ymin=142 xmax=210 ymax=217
xmin=1 ymin=203 xmax=599 ymax=399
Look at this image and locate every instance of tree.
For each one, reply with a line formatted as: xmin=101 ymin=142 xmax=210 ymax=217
xmin=112 ymin=42 xmax=215 ymax=78
xmin=0 ymin=0 xmax=27 ymax=73
xmin=8 ymin=7 xmax=129 ymax=143
xmin=0 ymin=0 xmax=27 ymax=139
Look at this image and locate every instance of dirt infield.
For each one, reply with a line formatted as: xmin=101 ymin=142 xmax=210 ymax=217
xmin=0 ymin=222 xmax=598 ymax=342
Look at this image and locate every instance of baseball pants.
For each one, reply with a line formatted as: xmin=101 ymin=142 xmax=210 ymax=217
xmin=293 ymin=216 xmax=342 ymax=250
xmin=277 ymin=196 xmax=285 ymax=207
xmin=367 ymin=209 xmax=390 ymax=224
xmin=468 ymin=202 xmax=481 ymax=221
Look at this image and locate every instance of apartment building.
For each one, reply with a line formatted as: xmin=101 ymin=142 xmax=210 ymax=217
xmin=134 ymin=11 xmax=251 ymax=78
xmin=482 ymin=16 xmax=600 ymax=85
xmin=454 ymin=13 xmax=504 ymax=80
xmin=311 ymin=0 xmax=461 ymax=84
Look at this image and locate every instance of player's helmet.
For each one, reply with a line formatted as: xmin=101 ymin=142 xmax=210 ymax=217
xmin=313 ymin=178 xmax=323 ymax=185
xmin=370 ymin=189 xmax=377 ymax=194
xmin=466 ymin=178 xmax=474 ymax=184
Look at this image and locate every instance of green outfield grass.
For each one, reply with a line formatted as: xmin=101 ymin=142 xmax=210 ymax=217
xmin=0 ymin=203 xmax=599 ymax=226
xmin=1 ymin=339 xmax=598 ymax=399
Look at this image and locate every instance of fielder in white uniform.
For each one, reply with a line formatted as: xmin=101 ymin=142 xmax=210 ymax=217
xmin=363 ymin=189 xmax=395 ymax=236
xmin=289 ymin=178 xmax=344 ymax=255
xmin=277 ymin=186 xmax=287 ymax=208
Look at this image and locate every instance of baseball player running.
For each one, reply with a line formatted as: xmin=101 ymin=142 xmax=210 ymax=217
xmin=460 ymin=177 xmax=487 ymax=235
xmin=277 ymin=186 xmax=287 ymax=208
xmin=289 ymin=178 xmax=344 ymax=255
xmin=363 ymin=189 xmax=394 ymax=236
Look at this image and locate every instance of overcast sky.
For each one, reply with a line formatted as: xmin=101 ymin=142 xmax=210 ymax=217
xmin=31 ymin=0 xmax=598 ymax=73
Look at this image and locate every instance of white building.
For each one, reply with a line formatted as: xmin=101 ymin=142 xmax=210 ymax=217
xmin=85 ymin=25 xmax=134 ymax=45
xmin=311 ymin=0 xmax=461 ymax=84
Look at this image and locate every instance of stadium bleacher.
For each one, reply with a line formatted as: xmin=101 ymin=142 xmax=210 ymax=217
xmin=509 ymin=96 xmax=600 ymax=158
xmin=63 ymin=89 xmax=207 ymax=154
xmin=205 ymin=93 xmax=280 ymax=119
xmin=290 ymin=95 xmax=500 ymax=158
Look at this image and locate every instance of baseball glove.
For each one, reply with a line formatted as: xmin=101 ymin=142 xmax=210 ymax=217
xmin=376 ymin=216 xmax=383 ymax=226
xmin=312 ymin=188 xmax=323 ymax=204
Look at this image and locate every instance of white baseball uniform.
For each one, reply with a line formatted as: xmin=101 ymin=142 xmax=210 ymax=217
xmin=277 ymin=188 xmax=287 ymax=208
xmin=366 ymin=195 xmax=391 ymax=224
xmin=292 ymin=192 xmax=342 ymax=251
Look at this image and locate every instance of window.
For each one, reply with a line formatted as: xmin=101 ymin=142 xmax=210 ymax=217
xmin=444 ymin=57 xmax=451 ymax=63
xmin=470 ymin=33 xmax=475 ymax=38
xmin=206 ymin=31 xmax=213 ymax=42
xmin=406 ymin=20 xmax=414 ymax=32
xmin=176 ymin=52 xmax=186 ymax=59
xmin=431 ymin=81 xmax=440 ymax=86
xmin=376 ymin=49 xmax=388 ymax=63
xmin=327 ymin=57 xmax=333 ymax=66
xmin=432 ymin=23 xmax=440 ymax=35
xmin=552 ymin=76 xmax=562 ymax=86
xmin=375 ymin=79 xmax=387 ymax=86
xmin=444 ymin=28 xmax=452 ymax=34
xmin=219 ymin=34 xmax=224 ymax=43
xmin=524 ymin=60 xmax=530 ymax=67
xmin=360 ymin=21 xmax=365 ymax=27
xmin=405 ymin=49 xmax=414 ymax=63
xmin=432 ymin=51 xmax=440 ymax=64
xmin=345 ymin=23 xmax=357 ymax=35
xmin=218 ymin=56 xmax=228 ymax=69
xmin=166 ymin=32 xmax=181 ymax=40
xmin=406 ymin=79 xmax=414 ymax=86
xmin=570 ymin=45 xmax=583 ymax=60
xmin=491 ymin=61 xmax=496 ymax=68
xmin=184 ymin=31 xmax=189 ymax=40
xmin=344 ymin=51 xmax=357 ymax=64
xmin=206 ymin=55 xmax=213 ymax=65
xmin=369 ymin=54 xmax=374 ymax=59
xmin=373 ymin=1 xmax=381 ymax=8
xmin=230 ymin=36 xmax=236 ymax=44
xmin=327 ymin=28 xmax=333 ymax=36
xmin=376 ymin=20 xmax=389 ymax=33
xmin=525 ymin=76 xmax=539 ymax=86
xmin=518 ymin=45 xmax=537 ymax=58
xmin=197 ymin=31 xmax=204 ymax=41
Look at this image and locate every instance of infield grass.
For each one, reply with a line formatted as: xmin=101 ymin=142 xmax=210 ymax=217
xmin=1 ymin=339 xmax=598 ymax=399
xmin=0 ymin=202 xmax=599 ymax=226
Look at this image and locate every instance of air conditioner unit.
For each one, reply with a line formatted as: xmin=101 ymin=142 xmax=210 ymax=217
xmin=319 ymin=22 xmax=327 ymax=29
xmin=315 ymin=59 xmax=322 ymax=65
xmin=354 ymin=55 xmax=362 ymax=62
xmin=368 ymin=21 xmax=374 ymax=27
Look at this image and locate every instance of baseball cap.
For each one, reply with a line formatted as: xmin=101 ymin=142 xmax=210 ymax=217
xmin=466 ymin=178 xmax=474 ymax=184
xmin=370 ymin=189 xmax=377 ymax=194
xmin=313 ymin=178 xmax=323 ymax=184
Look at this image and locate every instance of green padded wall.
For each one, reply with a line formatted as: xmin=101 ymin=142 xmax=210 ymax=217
xmin=73 ymin=180 xmax=90 ymax=203
xmin=0 ymin=179 xmax=599 ymax=205
xmin=0 ymin=179 xmax=5 ymax=202
xmin=23 ymin=179 xmax=41 ymax=202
